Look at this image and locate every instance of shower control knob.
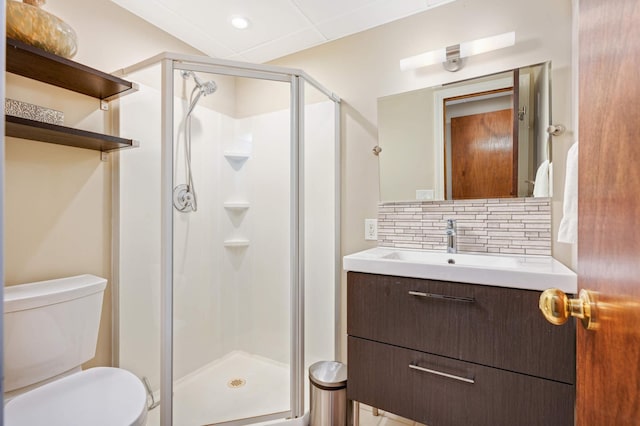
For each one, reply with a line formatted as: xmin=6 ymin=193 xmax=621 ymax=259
xmin=173 ymin=184 xmax=195 ymax=212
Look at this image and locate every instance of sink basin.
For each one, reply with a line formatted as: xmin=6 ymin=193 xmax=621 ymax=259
xmin=343 ymin=247 xmax=576 ymax=293
xmin=381 ymin=250 xmax=520 ymax=268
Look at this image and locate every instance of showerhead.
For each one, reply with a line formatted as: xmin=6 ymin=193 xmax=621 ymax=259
xmin=193 ymin=73 xmax=217 ymax=95
xmin=181 ymin=70 xmax=217 ymax=96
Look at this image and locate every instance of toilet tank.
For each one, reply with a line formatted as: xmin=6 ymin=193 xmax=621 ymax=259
xmin=4 ymin=275 xmax=107 ymax=393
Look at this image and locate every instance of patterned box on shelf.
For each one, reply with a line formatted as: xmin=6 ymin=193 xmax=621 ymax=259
xmin=5 ymin=98 xmax=64 ymax=125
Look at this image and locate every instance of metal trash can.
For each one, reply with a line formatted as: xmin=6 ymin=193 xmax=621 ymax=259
xmin=309 ymin=361 xmax=351 ymax=426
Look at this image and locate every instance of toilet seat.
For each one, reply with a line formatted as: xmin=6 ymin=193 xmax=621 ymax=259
xmin=5 ymin=367 xmax=147 ymax=426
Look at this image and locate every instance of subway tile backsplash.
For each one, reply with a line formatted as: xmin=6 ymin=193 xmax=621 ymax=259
xmin=378 ymin=198 xmax=551 ymax=255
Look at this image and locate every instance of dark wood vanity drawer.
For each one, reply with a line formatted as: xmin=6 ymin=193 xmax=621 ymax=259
xmin=347 ymin=336 xmax=575 ymax=426
xmin=347 ymin=272 xmax=575 ymax=383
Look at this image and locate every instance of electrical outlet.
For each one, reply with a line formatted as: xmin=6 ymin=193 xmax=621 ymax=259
xmin=416 ymin=189 xmax=434 ymax=200
xmin=365 ymin=219 xmax=378 ymax=241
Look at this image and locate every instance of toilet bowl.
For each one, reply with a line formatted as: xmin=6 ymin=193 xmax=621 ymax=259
xmin=5 ymin=367 xmax=147 ymax=426
xmin=3 ymin=275 xmax=148 ymax=426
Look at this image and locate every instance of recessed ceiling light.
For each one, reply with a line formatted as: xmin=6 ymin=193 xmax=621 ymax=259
xmin=230 ymin=15 xmax=250 ymax=30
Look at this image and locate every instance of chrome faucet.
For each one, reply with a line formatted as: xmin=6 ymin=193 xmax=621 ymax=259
xmin=445 ymin=219 xmax=457 ymax=254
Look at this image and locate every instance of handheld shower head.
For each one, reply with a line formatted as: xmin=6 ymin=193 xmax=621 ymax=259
xmin=193 ymin=73 xmax=217 ymax=95
xmin=182 ymin=70 xmax=217 ymax=96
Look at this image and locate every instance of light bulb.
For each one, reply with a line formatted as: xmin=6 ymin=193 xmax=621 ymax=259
xmin=230 ymin=15 xmax=250 ymax=30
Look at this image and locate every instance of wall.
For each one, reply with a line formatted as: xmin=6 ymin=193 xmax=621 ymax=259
xmin=4 ymin=0 xmax=203 ymax=368
xmin=4 ymin=75 xmax=114 ymax=368
xmin=267 ymin=0 xmax=574 ymax=360
xmin=378 ymin=89 xmax=435 ymax=201
xmin=378 ymin=198 xmax=551 ymax=255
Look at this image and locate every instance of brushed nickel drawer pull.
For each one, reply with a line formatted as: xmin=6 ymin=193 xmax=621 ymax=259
xmin=408 ymin=291 xmax=475 ymax=303
xmin=409 ymin=364 xmax=475 ymax=384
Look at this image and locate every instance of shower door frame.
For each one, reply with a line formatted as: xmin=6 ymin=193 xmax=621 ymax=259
xmin=118 ymin=52 xmax=341 ymax=426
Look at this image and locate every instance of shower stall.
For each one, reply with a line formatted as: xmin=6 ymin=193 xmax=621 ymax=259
xmin=114 ymin=53 xmax=340 ymax=426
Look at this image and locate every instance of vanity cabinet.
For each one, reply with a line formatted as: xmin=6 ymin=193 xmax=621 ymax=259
xmin=347 ymin=272 xmax=575 ymax=426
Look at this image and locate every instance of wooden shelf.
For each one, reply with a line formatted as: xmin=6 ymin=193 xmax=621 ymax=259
xmin=6 ymin=38 xmax=135 ymax=100
xmin=5 ymin=38 xmax=137 ymax=153
xmin=6 ymin=115 xmax=137 ymax=152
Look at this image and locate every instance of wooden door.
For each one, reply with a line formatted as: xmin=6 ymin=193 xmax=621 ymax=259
xmin=450 ymin=109 xmax=514 ymax=199
xmin=578 ymin=0 xmax=640 ymax=424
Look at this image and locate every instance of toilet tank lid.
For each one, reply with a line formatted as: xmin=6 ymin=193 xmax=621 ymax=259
xmin=4 ymin=275 xmax=107 ymax=313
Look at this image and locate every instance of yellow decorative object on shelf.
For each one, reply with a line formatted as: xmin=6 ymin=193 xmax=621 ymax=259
xmin=6 ymin=0 xmax=78 ymax=58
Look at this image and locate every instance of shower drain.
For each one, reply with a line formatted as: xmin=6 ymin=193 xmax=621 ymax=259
xmin=227 ymin=378 xmax=247 ymax=388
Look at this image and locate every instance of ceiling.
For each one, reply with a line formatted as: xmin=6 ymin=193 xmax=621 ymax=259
xmin=110 ymin=0 xmax=455 ymax=63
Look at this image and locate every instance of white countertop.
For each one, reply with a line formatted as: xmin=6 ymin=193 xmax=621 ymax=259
xmin=343 ymin=247 xmax=577 ymax=293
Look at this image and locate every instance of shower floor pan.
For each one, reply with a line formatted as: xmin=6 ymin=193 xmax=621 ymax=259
xmin=147 ymin=351 xmax=290 ymax=426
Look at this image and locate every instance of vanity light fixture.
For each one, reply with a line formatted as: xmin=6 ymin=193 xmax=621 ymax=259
xmin=229 ymin=15 xmax=251 ymax=30
xmin=400 ymin=31 xmax=516 ymax=72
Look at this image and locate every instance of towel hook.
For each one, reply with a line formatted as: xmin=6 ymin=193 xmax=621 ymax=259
xmin=547 ymin=124 xmax=566 ymax=136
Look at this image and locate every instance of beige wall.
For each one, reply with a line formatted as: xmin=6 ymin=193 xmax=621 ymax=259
xmin=378 ymin=89 xmax=435 ymax=201
xmin=5 ymin=75 xmax=113 ymax=367
xmin=4 ymin=0 xmax=202 ymax=368
xmin=5 ymin=0 xmax=575 ymax=368
xmin=267 ymin=0 xmax=574 ymax=361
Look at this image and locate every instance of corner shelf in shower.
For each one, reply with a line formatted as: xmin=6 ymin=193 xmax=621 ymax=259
xmin=5 ymin=38 xmax=138 ymax=153
xmin=223 ymin=202 xmax=250 ymax=211
xmin=224 ymin=239 xmax=250 ymax=248
xmin=223 ymin=151 xmax=251 ymax=162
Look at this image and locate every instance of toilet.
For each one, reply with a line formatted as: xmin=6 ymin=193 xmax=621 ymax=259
xmin=3 ymin=274 xmax=148 ymax=426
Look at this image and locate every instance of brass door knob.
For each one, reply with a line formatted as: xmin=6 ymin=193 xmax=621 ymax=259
xmin=539 ymin=288 xmax=597 ymax=330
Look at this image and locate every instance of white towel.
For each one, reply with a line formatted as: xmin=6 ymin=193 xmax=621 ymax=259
xmin=533 ymin=160 xmax=550 ymax=197
xmin=548 ymin=162 xmax=553 ymax=197
xmin=558 ymin=142 xmax=578 ymax=243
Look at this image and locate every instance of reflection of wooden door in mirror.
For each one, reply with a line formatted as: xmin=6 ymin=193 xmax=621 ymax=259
xmin=450 ymin=109 xmax=515 ymax=199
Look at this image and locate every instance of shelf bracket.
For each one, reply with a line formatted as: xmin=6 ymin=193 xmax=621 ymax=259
xmin=101 ymin=152 xmax=109 ymax=161
xmin=102 ymin=82 xmax=139 ymax=102
xmin=103 ymin=140 xmax=140 ymax=152
xmin=100 ymin=100 xmax=109 ymax=111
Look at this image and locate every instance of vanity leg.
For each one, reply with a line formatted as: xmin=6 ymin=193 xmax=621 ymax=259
xmin=352 ymin=401 xmax=359 ymax=426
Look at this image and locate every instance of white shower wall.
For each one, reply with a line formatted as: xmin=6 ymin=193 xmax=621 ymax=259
xmin=118 ymin=82 xmax=163 ymax=391
xmin=303 ymin=100 xmax=337 ymax=369
xmin=230 ymin=110 xmax=291 ymax=364
xmin=118 ymin=76 xmax=336 ymax=402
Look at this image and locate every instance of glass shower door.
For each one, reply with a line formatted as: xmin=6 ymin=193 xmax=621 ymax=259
xmin=171 ymin=67 xmax=293 ymax=426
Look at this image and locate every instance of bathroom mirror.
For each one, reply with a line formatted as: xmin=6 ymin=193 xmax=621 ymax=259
xmin=378 ymin=62 xmax=551 ymax=202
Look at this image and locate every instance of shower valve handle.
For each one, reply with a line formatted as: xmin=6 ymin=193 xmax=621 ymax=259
xmin=173 ymin=184 xmax=196 ymax=212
